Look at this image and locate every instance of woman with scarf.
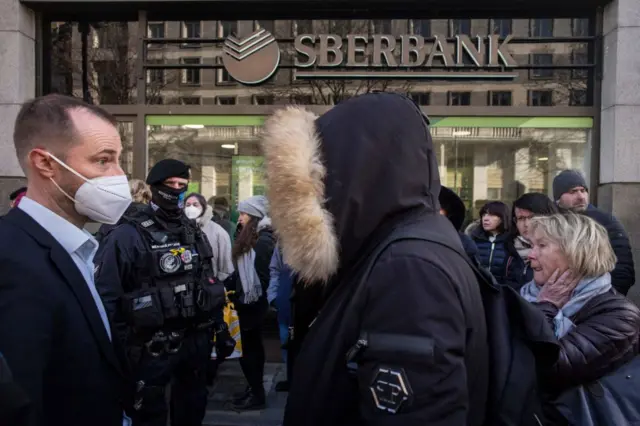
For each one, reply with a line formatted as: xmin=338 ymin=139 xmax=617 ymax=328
xmin=504 ymin=193 xmax=558 ymax=290
xmin=225 ymin=195 xmax=275 ymax=411
xmin=184 ymin=193 xmax=234 ymax=281
xmin=520 ymin=212 xmax=640 ymax=424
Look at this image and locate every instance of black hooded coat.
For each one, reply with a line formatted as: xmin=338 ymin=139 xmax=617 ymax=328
xmin=260 ymin=93 xmax=489 ymax=426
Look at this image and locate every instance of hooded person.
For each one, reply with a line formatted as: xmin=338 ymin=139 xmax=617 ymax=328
xmin=260 ymin=93 xmax=489 ymax=426
xmin=438 ymin=185 xmax=478 ymax=261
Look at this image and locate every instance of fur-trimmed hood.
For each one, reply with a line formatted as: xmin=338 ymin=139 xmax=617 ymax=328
xmin=260 ymin=93 xmax=440 ymax=284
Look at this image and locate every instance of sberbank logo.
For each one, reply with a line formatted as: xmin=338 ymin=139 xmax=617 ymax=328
xmin=222 ymin=29 xmax=281 ymax=85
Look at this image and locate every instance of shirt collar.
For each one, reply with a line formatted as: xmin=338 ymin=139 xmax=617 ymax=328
xmin=18 ymin=196 xmax=98 ymax=260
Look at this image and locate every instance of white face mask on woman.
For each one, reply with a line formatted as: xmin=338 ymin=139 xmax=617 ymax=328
xmin=184 ymin=205 xmax=203 ymax=220
xmin=48 ymin=153 xmax=132 ymax=224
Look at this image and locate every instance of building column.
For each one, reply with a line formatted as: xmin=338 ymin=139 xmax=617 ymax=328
xmin=0 ymin=0 xmax=35 ymax=213
xmin=600 ymin=0 xmax=640 ymax=303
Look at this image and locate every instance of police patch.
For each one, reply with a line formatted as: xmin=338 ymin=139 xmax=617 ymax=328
xmin=159 ymin=252 xmax=181 ymax=273
xmin=181 ymin=249 xmax=193 ymax=264
xmin=369 ymin=366 xmax=413 ymax=414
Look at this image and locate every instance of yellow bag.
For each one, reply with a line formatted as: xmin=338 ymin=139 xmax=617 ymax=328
xmin=211 ymin=291 xmax=242 ymax=360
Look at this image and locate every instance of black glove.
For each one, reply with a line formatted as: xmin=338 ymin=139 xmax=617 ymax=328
xmin=214 ymin=322 xmax=236 ymax=361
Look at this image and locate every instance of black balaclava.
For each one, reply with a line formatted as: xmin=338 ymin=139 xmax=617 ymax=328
xmin=146 ymin=159 xmax=191 ymax=216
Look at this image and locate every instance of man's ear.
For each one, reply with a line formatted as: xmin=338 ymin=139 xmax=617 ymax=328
xmin=28 ymin=148 xmax=56 ymax=179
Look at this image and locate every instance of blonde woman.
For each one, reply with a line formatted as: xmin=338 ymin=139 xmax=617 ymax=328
xmin=128 ymin=179 xmax=152 ymax=205
xmin=519 ymin=212 xmax=640 ymax=423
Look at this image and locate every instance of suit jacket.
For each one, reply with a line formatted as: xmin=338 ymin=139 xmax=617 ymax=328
xmin=0 ymin=208 xmax=130 ymax=426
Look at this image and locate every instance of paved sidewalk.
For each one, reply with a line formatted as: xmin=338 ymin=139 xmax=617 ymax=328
xmin=203 ymin=362 xmax=286 ymax=426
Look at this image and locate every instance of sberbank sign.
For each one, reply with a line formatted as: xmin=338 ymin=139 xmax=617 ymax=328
xmin=222 ymin=31 xmax=518 ymax=85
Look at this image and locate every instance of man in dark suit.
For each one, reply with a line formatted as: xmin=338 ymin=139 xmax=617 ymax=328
xmin=0 ymin=94 xmax=134 ymax=426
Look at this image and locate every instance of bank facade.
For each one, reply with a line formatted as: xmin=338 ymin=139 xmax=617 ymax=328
xmin=1 ymin=0 xmax=638 ymax=295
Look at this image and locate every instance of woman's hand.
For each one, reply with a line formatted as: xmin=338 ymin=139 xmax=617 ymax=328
xmin=537 ymin=269 xmax=582 ymax=308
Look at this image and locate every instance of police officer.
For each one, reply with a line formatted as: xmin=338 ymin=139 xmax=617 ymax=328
xmin=95 ymin=159 xmax=235 ymax=426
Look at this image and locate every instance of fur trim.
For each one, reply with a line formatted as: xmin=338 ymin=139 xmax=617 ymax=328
xmin=257 ymin=216 xmax=272 ymax=232
xmin=465 ymin=219 xmax=480 ymax=236
xmin=260 ymin=106 xmax=339 ymax=284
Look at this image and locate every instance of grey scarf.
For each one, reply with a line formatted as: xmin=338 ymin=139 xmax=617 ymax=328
xmin=520 ymin=273 xmax=612 ymax=338
xmin=514 ymin=236 xmax=532 ymax=260
xmin=237 ymin=249 xmax=262 ymax=304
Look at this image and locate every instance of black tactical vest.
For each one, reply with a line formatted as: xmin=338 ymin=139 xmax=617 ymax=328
xmin=118 ymin=209 xmax=225 ymax=333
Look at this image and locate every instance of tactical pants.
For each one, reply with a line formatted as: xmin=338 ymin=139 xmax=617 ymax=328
xmin=130 ymin=330 xmax=213 ymax=426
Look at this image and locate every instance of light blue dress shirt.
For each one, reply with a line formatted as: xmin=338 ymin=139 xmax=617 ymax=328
xmin=19 ymin=197 xmax=131 ymax=426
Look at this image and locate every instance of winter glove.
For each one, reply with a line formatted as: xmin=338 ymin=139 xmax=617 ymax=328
xmin=214 ymin=322 xmax=236 ymax=361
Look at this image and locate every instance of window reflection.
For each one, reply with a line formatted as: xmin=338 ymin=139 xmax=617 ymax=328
xmin=147 ymin=123 xmax=589 ymax=221
xmin=46 ymin=18 xmax=594 ymax=107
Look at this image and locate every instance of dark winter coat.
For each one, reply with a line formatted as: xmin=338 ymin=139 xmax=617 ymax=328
xmin=261 ymin=93 xmax=489 ymax=426
xmin=535 ymin=290 xmax=640 ymax=396
xmin=470 ymin=225 xmax=510 ymax=284
xmin=226 ymin=224 xmax=276 ymax=330
xmin=584 ymin=205 xmax=635 ymax=295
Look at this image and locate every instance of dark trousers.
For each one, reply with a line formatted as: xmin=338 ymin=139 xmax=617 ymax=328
xmin=239 ymin=324 xmax=266 ymax=396
xmin=130 ymin=330 xmax=212 ymax=426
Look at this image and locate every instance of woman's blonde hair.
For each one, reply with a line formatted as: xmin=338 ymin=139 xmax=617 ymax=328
xmin=529 ymin=212 xmax=616 ymax=278
xmin=129 ymin=179 xmax=152 ymax=204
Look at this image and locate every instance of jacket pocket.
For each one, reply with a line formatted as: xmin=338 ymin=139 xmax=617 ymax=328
xmin=348 ymin=331 xmax=436 ymax=365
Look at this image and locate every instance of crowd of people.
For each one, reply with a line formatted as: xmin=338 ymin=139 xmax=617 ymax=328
xmin=0 ymin=92 xmax=639 ymax=426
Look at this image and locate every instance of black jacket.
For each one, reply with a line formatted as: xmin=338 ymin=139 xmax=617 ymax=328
xmin=470 ymin=225 xmax=510 ymax=284
xmin=261 ymin=93 xmax=489 ymax=426
xmin=536 ymin=290 xmax=640 ymax=396
xmin=0 ymin=208 xmax=129 ymax=426
xmin=226 ymin=225 xmax=276 ymax=329
xmin=583 ymin=205 xmax=635 ymax=295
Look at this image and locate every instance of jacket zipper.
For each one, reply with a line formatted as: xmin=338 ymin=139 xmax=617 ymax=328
xmin=488 ymin=241 xmax=496 ymax=266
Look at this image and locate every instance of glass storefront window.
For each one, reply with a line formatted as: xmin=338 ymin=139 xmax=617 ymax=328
xmin=146 ymin=116 xmax=591 ymax=224
xmin=49 ymin=21 xmax=139 ymax=104
xmin=118 ymin=121 xmax=135 ymax=179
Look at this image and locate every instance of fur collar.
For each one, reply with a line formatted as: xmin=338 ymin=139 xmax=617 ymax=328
xmin=260 ymin=107 xmax=338 ymax=284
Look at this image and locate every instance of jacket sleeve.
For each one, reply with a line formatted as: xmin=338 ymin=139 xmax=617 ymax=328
xmin=254 ymin=234 xmax=276 ymax=294
xmin=535 ymin=296 xmax=640 ymax=392
xmin=0 ymin=265 xmax=59 ymax=426
xmin=356 ymin=256 xmax=468 ymax=426
xmin=94 ymin=224 xmax=144 ymax=333
xmin=606 ymin=216 xmax=635 ymax=295
xmin=586 ymin=208 xmax=635 ymax=295
xmin=267 ymin=246 xmax=282 ymax=304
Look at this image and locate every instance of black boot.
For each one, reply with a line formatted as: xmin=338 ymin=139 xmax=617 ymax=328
xmin=231 ymin=389 xmax=266 ymax=411
xmin=231 ymin=386 xmax=252 ymax=404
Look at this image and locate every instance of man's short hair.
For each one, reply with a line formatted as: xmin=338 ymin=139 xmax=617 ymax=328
xmin=13 ymin=94 xmax=117 ymax=171
xmin=214 ymin=196 xmax=229 ymax=208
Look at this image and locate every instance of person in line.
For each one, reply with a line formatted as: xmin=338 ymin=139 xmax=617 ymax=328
xmin=0 ymin=94 xmax=133 ymax=425
xmin=504 ymin=192 xmax=558 ymax=290
xmin=553 ymin=169 xmax=635 ymax=295
xmin=519 ymin=212 xmax=640 ymax=423
xmin=8 ymin=187 xmax=26 ymax=208
xmin=260 ymin=93 xmax=488 ymax=425
xmin=225 ymin=195 xmax=276 ymax=410
xmin=185 ymin=192 xmax=234 ymax=281
xmin=211 ymin=196 xmax=236 ymax=241
xmin=438 ymin=185 xmax=478 ymax=261
xmin=94 ymin=159 xmax=234 ymax=426
xmin=267 ymin=242 xmax=294 ymax=392
xmin=469 ymin=201 xmax=511 ymax=283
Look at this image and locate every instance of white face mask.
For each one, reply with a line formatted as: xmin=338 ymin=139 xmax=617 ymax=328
xmin=184 ymin=205 xmax=203 ymax=220
xmin=48 ymin=153 xmax=132 ymax=225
